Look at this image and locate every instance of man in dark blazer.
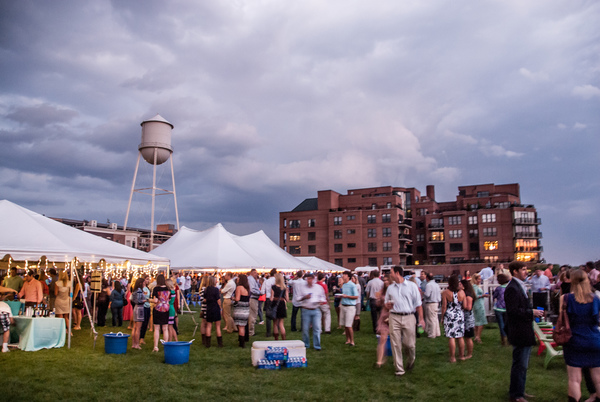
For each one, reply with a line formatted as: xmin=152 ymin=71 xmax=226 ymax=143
xmin=505 ymin=261 xmax=544 ymax=402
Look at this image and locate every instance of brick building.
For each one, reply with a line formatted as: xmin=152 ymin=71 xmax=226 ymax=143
xmin=52 ymin=218 xmax=176 ymax=252
xmin=279 ymin=183 xmax=542 ymax=270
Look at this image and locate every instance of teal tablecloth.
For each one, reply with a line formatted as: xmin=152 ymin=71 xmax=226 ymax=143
xmin=5 ymin=300 xmax=21 ymax=316
xmin=13 ymin=317 xmax=66 ymax=351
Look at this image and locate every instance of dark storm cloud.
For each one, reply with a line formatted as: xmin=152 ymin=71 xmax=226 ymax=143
xmin=0 ymin=0 xmax=598 ymax=264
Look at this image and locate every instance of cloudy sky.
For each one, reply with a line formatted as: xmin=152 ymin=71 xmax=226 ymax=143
xmin=1 ymin=1 xmax=598 ymax=265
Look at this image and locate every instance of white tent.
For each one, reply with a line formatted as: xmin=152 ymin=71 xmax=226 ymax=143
xmin=0 ymin=200 xmax=169 ymax=266
xmin=297 ymin=256 xmax=349 ymax=272
xmin=354 ymin=266 xmax=380 ymax=273
xmin=152 ymin=224 xmax=315 ymax=272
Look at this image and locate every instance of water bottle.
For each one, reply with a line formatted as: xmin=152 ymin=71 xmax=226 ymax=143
xmin=50 ymin=308 xmax=56 ymax=318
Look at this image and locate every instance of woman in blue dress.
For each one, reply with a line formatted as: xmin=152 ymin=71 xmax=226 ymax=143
xmin=563 ymin=269 xmax=600 ymax=402
xmin=471 ymin=273 xmax=488 ymax=343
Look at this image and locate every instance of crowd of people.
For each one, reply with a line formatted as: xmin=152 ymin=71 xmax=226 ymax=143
xmin=2 ymin=261 xmax=600 ymax=401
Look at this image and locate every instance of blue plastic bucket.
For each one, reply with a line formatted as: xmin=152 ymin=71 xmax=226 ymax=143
xmin=385 ymin=336 xmax=393 ymax=356
xmin=104 ymin=332 xmax=130 ymax=354
xmin=163 ymin=341 xmax=193 ymax=365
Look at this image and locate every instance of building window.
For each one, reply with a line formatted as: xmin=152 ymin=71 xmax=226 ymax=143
xmin=416 ymin=234 xmax=425 ymax=242
xmin=283 ymin=232 xmax=287 ymax=242
xmin=484 ymin=241 xmax=499 ymax=251
xmin=347 ymin=243 xmax=356 ymax=248
xmin=449 ymin=243 xmax=463 ymax=252
xmin=368 ymin=258 xmax=377 ymax=266
xmin=469 ymin=229 xmax=478 ymax=238
xmin=386 ymin=202 xmax=392 ymax=209
xmin=383 ymin=257 xmax=393 ymax=265
xmin=371 ymin=203 xmax=377 ymax=210
xmin=383 ymin=242 xmax=392 ymax=251
xmin=382 ymin=213 xmax=391 ymax=223
xmin=368 ymin=242 xmax=377 ymax=252
xmin=347 ymin=215 xmax=356 ymax=221
xmin=334 ymin=244 xmax=343 ymax=252
xmin=477 ymin=191 xmax=490 ymax=197
xmin=468 ymin=216 xmax=477 ymax=225
xmin=335 ymin=258 xmax=343 ymax=266
xmin=418 ymin=208 xmax=427 ymax=216
xmin=289 ymin=246 xmax=301 ymax=255
xmin=290 ymin=220 xmax=300 ymax=228
xmin=483 ymin=227 xmax=497 ymax=236
xmin=448 ymin=230 xmax=462 ymax=238
xmin=347 ymin=229 xmax=356 ymax=234
xmin=450 ymin=257 xmax=465 ymax=263
xmin=289 ymin=233 xmax=301 ymax=242
xmin=382 ymin=228 xmax=392 ymax=237
xmin=484 ymin=256 xmax=499 ymax=263
xmin=333 ymin=216 xmax=342 ymax=225
xmin=430 ymin=231 xmax=444 ymax=241
xmin=416 ymin=246 xmax=425 ymax=254
xmin=430 ymin=218 xmax=443 ymax=228
xmin=308 ymin=245 xmax=316 ymax=254
xmin=333 ymin=230 xmax=342 ymax=239
xmin=416 ymin=221 xmax=424 ymax=229
xmin=367 ymin=214 xmax=377 ymax=224
xmin=308 ymin=232 xmax=316 ymax=241
xmin=448 ymin=216 xmax=462 ymax=225
xmin=482 ymin=213 xmax=496 ymax=223
xmin=283 ymin=219 xmax=287 ymax=228
xmin=368 ymin=228 xmax=377 ymax=238
xmin=308 ymin=219 xmax=316 ymax=227
xmin=470 ymin=243 xmax=478 ymax=252
xmin=348 ymin=258 xmax=356 ymax=263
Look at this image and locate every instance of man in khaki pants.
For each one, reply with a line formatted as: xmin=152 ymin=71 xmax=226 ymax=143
xmin=221 ymin=273 xmax=236 ymax=333
xmin=385 ymin=266 xmax=425 ymax=377
xmin=423 ymin=272 xmax=441 ymax=338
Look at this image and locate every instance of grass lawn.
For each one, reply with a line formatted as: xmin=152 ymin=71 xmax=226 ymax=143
xmin=0 ymin=305 xmax=570 ymax=401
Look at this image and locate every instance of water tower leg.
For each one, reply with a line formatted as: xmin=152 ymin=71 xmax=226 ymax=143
xmin=124 ymin=152 xmax=142 ymax=230
xmin=170 ymin=155 xmax=180 ymax=231
xmin=150 ymin=149 xmax=158 ymax=251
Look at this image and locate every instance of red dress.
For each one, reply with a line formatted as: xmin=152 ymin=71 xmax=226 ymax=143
xmin=123 ymin=289 xmax=132 ymax=321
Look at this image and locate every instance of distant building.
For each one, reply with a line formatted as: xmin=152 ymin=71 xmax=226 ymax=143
xmin=51 ymin=218 xmax=176 ymax=252
xmin=279 ymin=183 xmax=541 ymax=270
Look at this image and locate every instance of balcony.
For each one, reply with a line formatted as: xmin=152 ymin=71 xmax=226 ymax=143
xmin=398 ymin=220 xmax=411 ymax=229
xmin=429 ymin=250 xmax=446 ymax=256
xmin=398 ymin=248 xmax=413 ymax=256
xmin=514 ymin=231 xmax=543 ymax=239
xmin=398 ymin=234 xmax=412 ymax=242
xmin=428 ymin=223 xmax=444 ymax=229
xmin=429 ymin=237 xmax=445 ymax=242
xmin=514 ymin=246 xmax=544 ymax=252
xmin=514 ymin=218 xmax=542 ymax=225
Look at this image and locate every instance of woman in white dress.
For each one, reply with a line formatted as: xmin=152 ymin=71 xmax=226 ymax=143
xmin=54 ymin=271 xmax=71 ymax=333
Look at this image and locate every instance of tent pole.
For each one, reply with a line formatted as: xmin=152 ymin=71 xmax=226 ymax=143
xmin=68 ymin=262 xmax=73 ymax=349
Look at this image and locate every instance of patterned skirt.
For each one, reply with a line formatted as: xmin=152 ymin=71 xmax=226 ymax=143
xmin=232 ymin=300 xmax=250 ymax=327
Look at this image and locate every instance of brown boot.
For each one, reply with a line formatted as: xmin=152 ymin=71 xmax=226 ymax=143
xmin=217 ymin=336 xmax=223 ymax=348
xmin=205 ymin=335 xmax=211 ymax=348
xmin=501 ymin=336 xmax=508 ymax=346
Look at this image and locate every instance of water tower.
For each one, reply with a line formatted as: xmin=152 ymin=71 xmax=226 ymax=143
xmin=124 ymin=114 xmax=180 ymax=250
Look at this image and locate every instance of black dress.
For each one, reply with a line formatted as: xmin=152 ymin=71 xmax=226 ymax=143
xmin=152 ymin=285 xmax=171 ymax=326
xmin=272 ymin=285 xmax=287 ymax=319
xmin=204 ymin=286 xmax=222 ymax=323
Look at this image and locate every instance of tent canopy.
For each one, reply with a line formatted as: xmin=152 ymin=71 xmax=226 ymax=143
xmin=354 ymin=266 xmax=380 ymax=273
xmin=152 ymin=224 xmax=315 ymax=271
xmin=0 ymin=200 xmax=169 ymax=266
xmin=297 ymin=256 xmax=349 ymax=272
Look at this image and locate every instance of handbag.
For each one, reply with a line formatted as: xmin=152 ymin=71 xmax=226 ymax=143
xmin=122 ymin=291 xmax=128 ymax=306
xmin=552 ymin=294 xmax=572 ymax=345
xmin=72 ymin=292 xmax=84 ymax=309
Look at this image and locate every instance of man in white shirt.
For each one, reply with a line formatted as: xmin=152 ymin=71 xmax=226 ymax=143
xmin=365 ymin=270 xmax=384 ymax=334
xmin=297 ymin=273 xmax=326 ymax=350
xmin=385 ymin=266 xmax=424 ymax=377
xmin=220 ymin=273 xmax=237 ymax=333
xmin=422 ymin=272 xmax=441 ymax=338
xmin=527 ymin=268 xmax=551 ymax=311
xmin=289 ymin=271 xmax=305 ymax=332
xmin=260 ymin=269 xmax=277 ymax=337
xmin=479 ymin=266 xmax=495 ymax=282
